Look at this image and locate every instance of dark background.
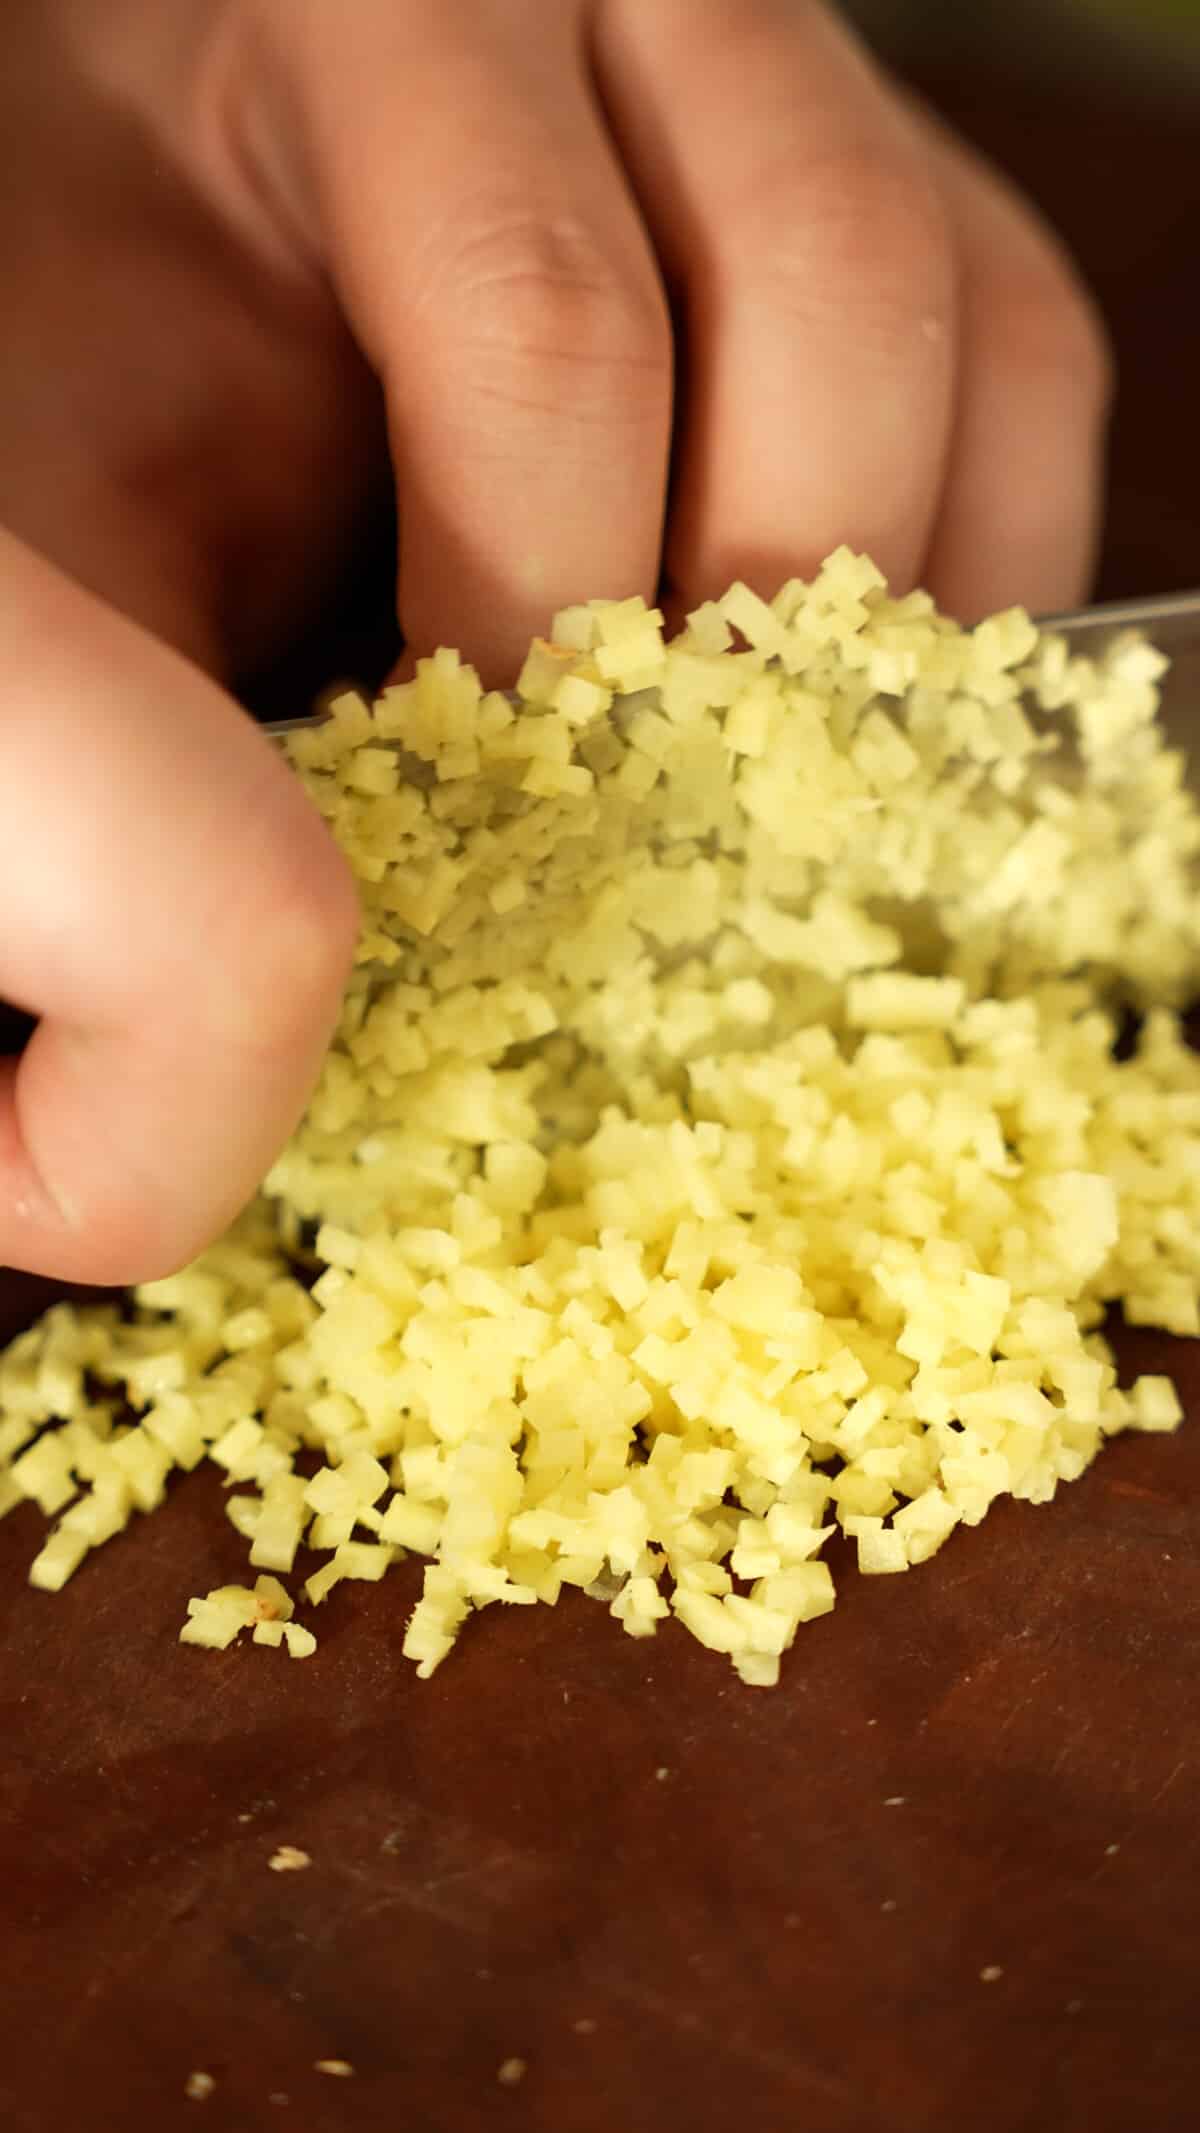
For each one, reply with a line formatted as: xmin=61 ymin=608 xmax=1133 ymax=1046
xmin=2 ymin=10 xmax=1200 ymax=2133
xmin=849 ymin=0 xmax=1200 ymax=604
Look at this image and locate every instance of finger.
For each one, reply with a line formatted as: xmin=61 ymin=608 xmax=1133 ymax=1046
xmin=252 ymin=0 xmax=672 ymax=681
xmin=912 ymin=110 xmax=1113 ymax=619
xmin=0 ymin=529 xmax=358 ymax=1284
xmin=593 ymin=0 xmax=958 ymax=609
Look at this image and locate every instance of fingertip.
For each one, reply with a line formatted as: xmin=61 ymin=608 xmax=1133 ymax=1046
xmin=0 ymin=1022 xmax=280 ymax=1289
xmin=0 ymin=803 xmax=360 ymax=1289
xmin=0 ymin=1055 xmax=168 ymax=1286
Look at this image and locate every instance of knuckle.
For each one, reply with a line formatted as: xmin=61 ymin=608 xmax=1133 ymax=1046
xmin=622 ymin=0 xmax=813 ymax=64
xmin=985 ymin=257 xmax=1114 ymax=415
xmin=440 ymin=205 xmax=671 ymax=394
xmin=733 ymin=142 xmax=954 ymax=342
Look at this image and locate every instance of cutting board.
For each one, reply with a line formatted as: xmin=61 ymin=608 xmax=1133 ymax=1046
xmin=2 ymin=25 xmax=1200 ymax=2133
xmin=1 ymin=1294 xmax=1197 ymax=2133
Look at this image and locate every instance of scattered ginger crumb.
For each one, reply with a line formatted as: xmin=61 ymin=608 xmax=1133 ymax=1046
xmin=269 ymin=1845 xmax=311 ymax=1874
xmin=2 ymin=554 xmax=1197 ymax=1687
xmin=980 ymin=1965 xmax=1005 ymax=1983
xmin=315 ymin=2060 xmax=355 ymax=2079
xmin=185 ymin=2073 xmax=215 ymax=2102
xmin=573 ymin=2018 xmax=598 ymax=2036
xmin=497 ymin=2058 xmax=528 ymax=2088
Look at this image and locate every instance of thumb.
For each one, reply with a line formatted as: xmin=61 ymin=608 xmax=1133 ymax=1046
xmin=0 ymin=529 xmax=357 ymax=1283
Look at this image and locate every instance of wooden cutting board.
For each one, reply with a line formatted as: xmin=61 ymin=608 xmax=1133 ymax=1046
xmin=2 ymin=27 xmax=1199 ymax=2133
xmin=0 ymin=1302 xmax=1197 ymax=2133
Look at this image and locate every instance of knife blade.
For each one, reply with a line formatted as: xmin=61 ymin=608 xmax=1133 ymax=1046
xmin=262 ymin=587 xmax=1200 ymax=756
xmin=1042 ymin=588 xmax=1200 ymax=757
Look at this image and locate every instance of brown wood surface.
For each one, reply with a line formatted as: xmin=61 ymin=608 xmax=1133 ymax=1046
xmin=3 ymin=25 xmax=1200 ymax=2133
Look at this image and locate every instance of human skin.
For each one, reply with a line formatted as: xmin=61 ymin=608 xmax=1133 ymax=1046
xmin=0 ymin=0 xmax=1111 ymax=1283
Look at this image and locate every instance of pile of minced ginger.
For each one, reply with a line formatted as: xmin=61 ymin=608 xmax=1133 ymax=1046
xmin=2 ymin=549 xmax=1199 ymax=1686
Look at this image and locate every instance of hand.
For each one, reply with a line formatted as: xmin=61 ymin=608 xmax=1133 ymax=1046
xmin=0 ymin=0 xmax=1111 ymax=1282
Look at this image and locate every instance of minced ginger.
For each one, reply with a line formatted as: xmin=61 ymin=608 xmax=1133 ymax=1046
xmin=2 ymin=550 xmax=1199 ymax=1686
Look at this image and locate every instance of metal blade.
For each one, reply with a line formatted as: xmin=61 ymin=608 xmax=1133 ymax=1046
xmin=262 ymin=588 xmax=1200 ymax=757
xmin=1043 ymin=588 xmax=1200 ymax=760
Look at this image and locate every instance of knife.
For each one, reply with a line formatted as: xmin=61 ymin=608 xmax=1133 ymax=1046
xmin=262 ymin=587 xmax=1200 ymax=754
xmin=1041 ymin=588 xmax=1200 ymax=756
